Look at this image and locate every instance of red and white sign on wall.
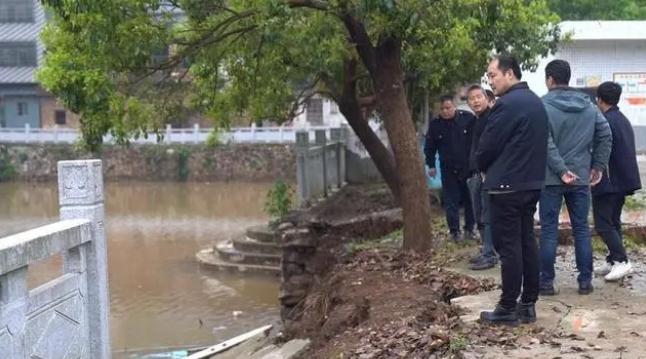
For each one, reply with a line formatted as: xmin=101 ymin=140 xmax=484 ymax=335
xmin=614 ymin=72 xmax=646 ymax=126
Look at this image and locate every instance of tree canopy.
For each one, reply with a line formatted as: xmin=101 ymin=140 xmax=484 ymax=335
xmin=40 ymin=0 xmax=560 ymax=251
xmin=39 ymin=0 xmax=560 ymax=148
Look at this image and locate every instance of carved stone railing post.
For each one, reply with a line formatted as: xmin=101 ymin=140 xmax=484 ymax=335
xmin=58 ymin=160 xmax=110 ymax=358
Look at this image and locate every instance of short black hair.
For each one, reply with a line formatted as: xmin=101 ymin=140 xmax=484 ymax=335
xmin=545 ymin=59 xmax=571 ymax=85
xmin=440 ymin=95 xmax=454 ymax=104
xmin=494 ymin=54 xmax=522 ymax=80
xmin=485 ymin=89 xmax=495 ymax=102
xmin=466 ymin=84 xmax=486 ymax=96
xmin=597 ymin=81 xmax=622 ymax=106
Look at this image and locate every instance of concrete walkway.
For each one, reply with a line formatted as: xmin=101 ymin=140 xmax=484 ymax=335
xmin=450 ymin=247 xmax=646 ymax=359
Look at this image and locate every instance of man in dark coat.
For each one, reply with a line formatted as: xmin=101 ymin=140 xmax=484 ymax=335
xmin=477 ymin=54 xmax=548 ymax=326
xmin=593 ymin=81 xmax=642 ymax=281
xmin=465 ymin=84 xmax=498 ymax=270
xmin=425 ymin=95 xmax=476 ymax=241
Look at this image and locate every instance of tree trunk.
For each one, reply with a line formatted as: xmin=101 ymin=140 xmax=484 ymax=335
xmin=373 ymin=38 xmax=434 ymax=252
xmin=337 ymin=90 xmax=401 ymax=203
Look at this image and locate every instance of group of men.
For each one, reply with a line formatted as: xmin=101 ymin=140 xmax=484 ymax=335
xmin=424 ymin=55 xmax=642 ymax=326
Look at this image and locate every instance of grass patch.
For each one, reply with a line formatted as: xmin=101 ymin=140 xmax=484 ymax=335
xmin=592 ymin=234 xmax=642 ymax=254
xmin=345 ymin=229 xmax=403 ymax=254
xmin=625 ymin=191 xmax=646 ymax=210
xmin=449 ymin=335 xmax=469 ymax=352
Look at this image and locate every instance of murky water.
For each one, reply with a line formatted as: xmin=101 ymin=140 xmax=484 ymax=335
xmin=0 ymin=181 xmax=280 ymax=357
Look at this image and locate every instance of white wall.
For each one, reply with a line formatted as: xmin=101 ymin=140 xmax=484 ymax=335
xmin=525 ymin=38 xmax=646 ymax=149
xmin=292 ymin=97 xmax=347 ymax=128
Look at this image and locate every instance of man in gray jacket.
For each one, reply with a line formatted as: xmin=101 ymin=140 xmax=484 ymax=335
xmin=539 ymin=60 xmax=612 ymax=296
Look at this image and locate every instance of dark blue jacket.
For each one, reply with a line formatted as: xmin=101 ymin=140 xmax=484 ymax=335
xmin=476 ymin=82 xmax=548 ymax=191
xmin=424 ymin=110 xmax=475 ymax=179
xmin=469 ymin=108 xmax=490 ymax=173
xmin=593 ymin=106 xmax=642 ymax=196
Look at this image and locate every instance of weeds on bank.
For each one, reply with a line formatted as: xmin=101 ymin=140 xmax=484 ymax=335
xmin=625 ymin=190 xmax=646 ymax=210
xmin=345 ymin=229 xmax=403 ymax=254
xmin=449 ymin=335 xmax=469 ymax=352
xmin=592 ymin=234 xmax=642 ymax=254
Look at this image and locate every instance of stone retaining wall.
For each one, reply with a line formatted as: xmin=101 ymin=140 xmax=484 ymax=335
xmin=0 ymin=143 xmax=296 ymax=182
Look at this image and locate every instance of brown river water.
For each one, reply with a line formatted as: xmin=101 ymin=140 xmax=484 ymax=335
xmin=0 ymin=181 xmax=279 ymax=357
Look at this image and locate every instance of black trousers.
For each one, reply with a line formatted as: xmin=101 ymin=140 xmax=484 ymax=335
xmin=592 ymin=193 xmax=628 ymax=264
xmin=489 ymin=190 xmax=541 ymax=308
xmin=440 ymin=168 xmax=475 ymax=234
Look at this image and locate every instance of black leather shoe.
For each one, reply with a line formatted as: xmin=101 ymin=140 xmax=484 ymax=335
xmin=539 ymin=284 xmax=557 ymax=296
xmin=470 ymin=257 xmax=497 ymax=270
xmin=480 ymin=304 xmax=519 ymax=326
xmin=516 ymin=302 xmax=537 ymax=323
xmin=469 ymin=254 xmax=483 ymax=264
xmin=578 ymin=281 xmax=594 ymax=295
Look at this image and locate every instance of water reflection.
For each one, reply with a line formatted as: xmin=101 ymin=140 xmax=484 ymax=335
xmin=0 ymin=181 xmax=279 ymax=355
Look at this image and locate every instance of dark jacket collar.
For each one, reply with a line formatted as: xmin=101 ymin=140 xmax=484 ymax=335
xmin=437 ymin=111 xmax=459 ymax=122
xmin=606 ymin=105 xmax=620 ymax=114
xmin=477 ymin=108 xmax=490 ymax=119
xmin=503 ymin=81 xmax=529 ymax=95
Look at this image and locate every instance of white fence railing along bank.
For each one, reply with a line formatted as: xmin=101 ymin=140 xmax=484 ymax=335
xmin=0 ymin=124 xmax=342 ymax=144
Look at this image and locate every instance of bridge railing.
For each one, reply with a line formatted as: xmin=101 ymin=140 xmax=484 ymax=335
xmin=0 ymin=124 xmax=340 ymax=144
xmin=0 ymin=160 xmax=110 ymax=359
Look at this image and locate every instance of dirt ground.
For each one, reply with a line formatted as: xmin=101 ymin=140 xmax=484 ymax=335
xmin=280 ymin=185 xmax=646 ymax=359
xmin=289 ymin=248 xmax=502 ymax=359
xmin=301 ymin=184 xmax=398 ymax=222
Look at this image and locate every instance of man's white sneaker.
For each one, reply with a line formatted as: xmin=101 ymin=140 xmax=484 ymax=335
xmin=604 ymin=261 xmax=633 ymax=281
xmin=595 ymin=262 xmax=614 ymax=276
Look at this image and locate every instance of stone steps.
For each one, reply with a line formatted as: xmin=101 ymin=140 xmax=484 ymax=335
xmin=246 ymin=225 xmax=277 ymax=243
xmin=216 ymin=241 xmax=281 ymax=266
xmin=232 ymin=236 xmax=282 ymax=255
xmin=196 ymin=225 xmax=282 ymax=275
xmin=196 ymin=248 xmax=280 ymax=275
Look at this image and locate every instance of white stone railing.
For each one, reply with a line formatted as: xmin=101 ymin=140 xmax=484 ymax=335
xmin=0 ymin=124 xmax=341 ymax=145
xmin=0 ymin=160 xmax=110 ymax=358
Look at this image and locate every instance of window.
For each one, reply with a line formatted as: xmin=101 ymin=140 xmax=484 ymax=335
xmin=55 ymin=110 xmax=66 ymax=125
xmin=0 ymin=42 xmax=37 ymax=67
xmin=0 ymin=0 xmax=34 ymax=23
xmin=17 ymin=102 xmax=28 ymax=116
xmin=306 ymin=98 xmax=323 ymax=125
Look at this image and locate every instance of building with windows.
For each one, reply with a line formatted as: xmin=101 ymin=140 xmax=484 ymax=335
xmin=0 ymin=0 xmax=79 ymax=128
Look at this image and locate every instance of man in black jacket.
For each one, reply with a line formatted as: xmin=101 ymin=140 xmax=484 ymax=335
xmin=592 ymin=82 xmax=642 ymax=281
xmin=465 ymin=84 xmax=498 ymax=270
xmin=477 ymin=55 xmax=548 ymax=326
xmin=425 ymin=95 xmax=476 ymax=241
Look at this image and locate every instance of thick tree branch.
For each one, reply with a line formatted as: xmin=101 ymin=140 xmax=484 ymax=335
xmin=287 ymin=0 xmax=330 ymax=10
xmin=339 ymin=14 xmax=377 ymax=75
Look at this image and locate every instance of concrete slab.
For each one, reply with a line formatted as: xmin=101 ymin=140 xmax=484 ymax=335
xmin=450 ymin=247 xmax=646 ymax=358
